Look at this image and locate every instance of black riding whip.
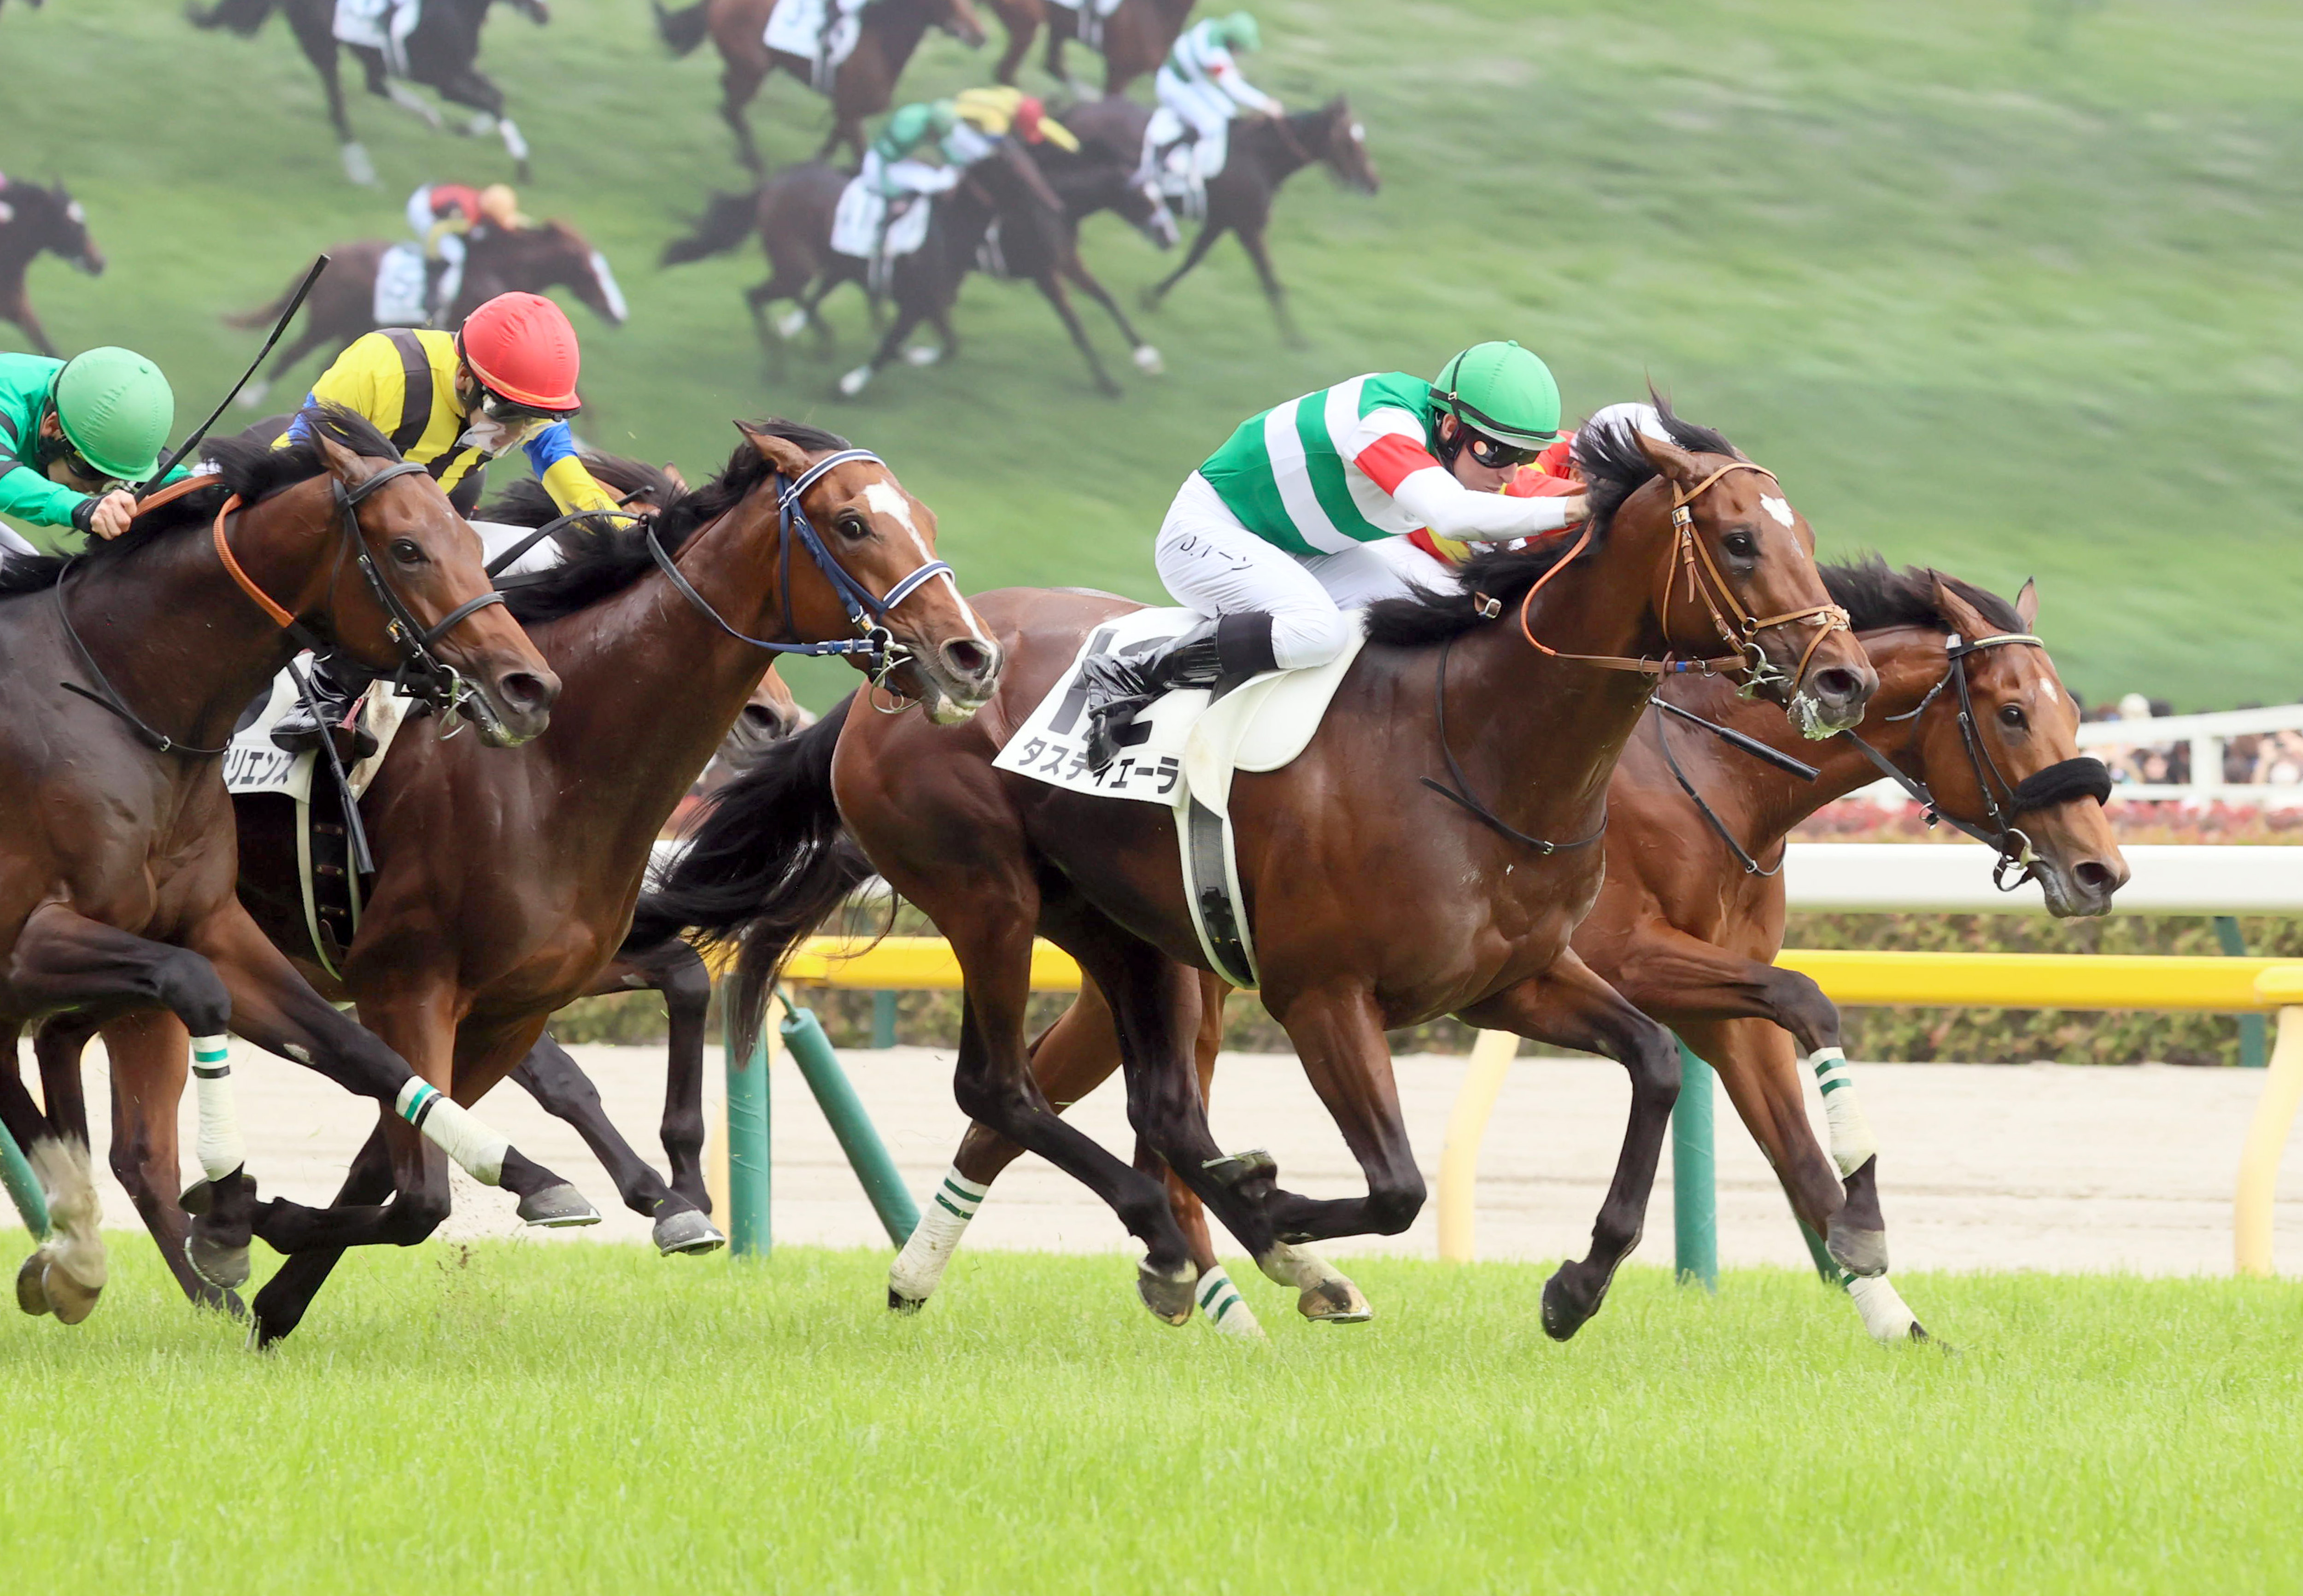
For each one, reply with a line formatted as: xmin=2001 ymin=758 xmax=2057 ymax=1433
xmin=140 ymin=252 xmax=330 ymax=493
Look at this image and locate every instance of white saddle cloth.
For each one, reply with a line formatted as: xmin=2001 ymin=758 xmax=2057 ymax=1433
xmin=763 ymin=0 xmax=866 ymax=90
xmin=372 ymin=242 xmax=436 ymax=327
xmin=830 ymin=177 xmax=934 ymax=264
xmin=334 ymin=0 xmax=419 ymax=66
xmin=1045 ymin=0 xmax=1125 ymax=13
xmin=223 ymin=663 xmax=415 ymax=802
xmin=992 ymin=606 xmax=1366 ymax=815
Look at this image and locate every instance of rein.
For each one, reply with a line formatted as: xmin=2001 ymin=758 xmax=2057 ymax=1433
xmin=1647 ymin=703 xmax=1815 ymax=878
xmin=1841 ymin=630 xmax=2113 ymax=892
xmin=1418 ymin=634 xmax=1608 ymax=857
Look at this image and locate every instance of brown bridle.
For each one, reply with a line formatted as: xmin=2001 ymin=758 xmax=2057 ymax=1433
xmin=1494 ymin=459 xmax=1852 ymax=699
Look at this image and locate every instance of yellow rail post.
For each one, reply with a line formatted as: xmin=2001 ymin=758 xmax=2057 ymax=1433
xmin=2235 ymin=968 xmax=2303 ymax=1276
xmin=1436 ymin=1030 xmax=1518 ymax=1262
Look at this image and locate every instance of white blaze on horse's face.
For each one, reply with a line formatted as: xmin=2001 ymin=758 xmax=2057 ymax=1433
xmin=1760 ymin=494 xmax=1795 ymax=528
xmin=861 ymin=480 xmax=920 ymax=543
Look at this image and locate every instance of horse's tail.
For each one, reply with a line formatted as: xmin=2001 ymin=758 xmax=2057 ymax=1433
xmin=223 ymin=269 xmax=306 ymax=330
xmin=652 ymin=0 xmax=711 ymax=57
xmin=185 ymin=0 xmax=277 ymax=35
xmin=625 ymin=694 xmax=869 ymax=1052
xmin=661 ymin=190 xmax=758 ymax=267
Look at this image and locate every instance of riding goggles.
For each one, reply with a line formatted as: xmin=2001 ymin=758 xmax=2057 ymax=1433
xmin=1463 ymin=431 xmax=1542 ymax=470
xmin=473 ymin=385 xmax=574 ymax=429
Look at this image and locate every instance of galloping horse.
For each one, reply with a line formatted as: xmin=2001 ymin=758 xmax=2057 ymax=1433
xmin=0 ymin=176 xmax=103 ymax=358
xmin=229 ymin=224 xmax=627 ymax=410
xmin=0 ymin=407 xmax=571 ymax=1325
xmin=984 ymin=0 xmax=1195 ymax=95
xmin=654 ymin=0 xmax=987 ymax=172
xmin=639 ymin=405 xmax=1877 ymax=1337
xmin=900 ymin=558 xmax=2129 ymax=1340
xmin=188 ymin=0 xmax=547 ymax=185
xmin=73 ymin=422 xmax=999 ymax=1343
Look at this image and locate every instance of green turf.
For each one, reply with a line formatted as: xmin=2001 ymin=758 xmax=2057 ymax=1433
xmin=6 ymin=1234 xmax=2302 ymax=1593
xmin=6 ymin=0 xmax=2300 ymax=711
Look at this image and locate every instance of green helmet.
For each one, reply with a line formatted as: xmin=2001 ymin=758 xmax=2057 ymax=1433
xmin=53 ymin=346 xmax=174 ymax=483
xmin=1431 ymin=341 xmax=1561 ymax=451
xmin=1214 ymin=11 xmax=1262 ymax=52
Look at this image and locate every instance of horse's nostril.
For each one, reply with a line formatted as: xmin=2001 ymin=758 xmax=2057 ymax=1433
xmin=941 ymin=639 xmax=995 ymax=682
xmin=499 ymin=670 xmax=554 ymax=714
xmin=2073 ymin=860 xmax=2117 ymax=893
xmin=1811 ymin=667 xmax=1862 ymax=703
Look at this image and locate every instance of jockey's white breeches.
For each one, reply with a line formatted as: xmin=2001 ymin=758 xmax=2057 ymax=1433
xmin=1154 ymin=71 xmax=1235 ymax=172
xmin=861 ymin=150 xmax=963 ymax=201
xmin=1154 ymin=472 xmax=1442 ymax=671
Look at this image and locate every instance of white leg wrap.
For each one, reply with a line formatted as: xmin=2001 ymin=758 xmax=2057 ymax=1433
xmin=1808 ymin=1047 xmax=1878 ymax=1178
xmin=191 ymin=1036 xmax=246 ymax=1181
xmin=1194 ymin=1263 xmax=1264 ymax=1340
xmin=889 ymin=1166 xmax=985 ymax=1304
xmin=1848 ymin=1273 xmax=1920 ymax=1344
xmin=499 ymin=118 xmax=530 ymax=162
xmin=395 ymin=1079 xmax=509 ymax=1185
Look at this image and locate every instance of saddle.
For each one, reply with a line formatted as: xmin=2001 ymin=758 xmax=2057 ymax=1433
xmin=762 ymin=0 xmax=866 ymax=92
xmin=993 ymin=608 xmax=1367 ymax=986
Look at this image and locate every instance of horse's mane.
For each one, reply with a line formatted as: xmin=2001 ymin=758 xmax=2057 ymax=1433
xmin=0 ymin=404 xmax=399 ymax=599
xmin=1821 ymin=554 xmax=2023 ymax=636
xmin=1363 ymin=393 xmax=1735 ymax=648
xmin=491 ymin=419 xmax=850 ymax=625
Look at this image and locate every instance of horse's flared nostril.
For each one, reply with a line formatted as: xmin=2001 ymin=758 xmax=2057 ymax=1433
xmin=2073 ymin=859 xmax=2123 ymax=897
xmin=739 ymin=703 xmax=788 ymax=739
xmin=498 ymin=669 xmax=557 ymax=718
xmin=1810 ymin=666 xmax=1865 ymax=706
xmin=939 ymin=637 xmax=998 ymax=687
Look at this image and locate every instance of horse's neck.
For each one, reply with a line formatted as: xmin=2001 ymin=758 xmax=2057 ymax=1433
xmin=0 ymin=217 xmax=41 ymax=276
xmin=1673 ymin=630 xmax=1951 ymax=848
xmin=1257 ymin=117 xmax=1319 ymax=181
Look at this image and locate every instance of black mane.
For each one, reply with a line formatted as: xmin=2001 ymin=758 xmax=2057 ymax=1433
xmin=1821 ymin=554 xmax=2023 ymax=636
xmin=0 ymin=403 xmax=399 ymax=599
xmin=1364 ymin=393 xmax=1735 ymax=648
xmin=487 ymin=419 xmax=850 ymax=625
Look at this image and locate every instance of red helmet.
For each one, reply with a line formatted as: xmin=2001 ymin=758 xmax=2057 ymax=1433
xmin=1016 ymin=96 xmax=1047 ymax=142
xmin=459 ymin=291 xmax=582 ymax=412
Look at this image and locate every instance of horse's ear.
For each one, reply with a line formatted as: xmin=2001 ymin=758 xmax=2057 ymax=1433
xmin=314 ymin=428 xmax=373 ymax=487
xmin=2016 ymin=578 xmax=2039 ymax=630
xmin=662 ymin=462 xmax=690 ymax=493
xmin=735 ymin=422 xmax=812 ymax=478
xmin=1928 ymin=569 xmax=1994 ymax=640
xmin=1634 ymin=430 xmax=1705 ymax=490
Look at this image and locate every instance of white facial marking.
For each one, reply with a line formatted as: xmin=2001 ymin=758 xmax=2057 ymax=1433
xmin=1760 ymin=495 xmax=1795 ymax=528
xmin=2039 ymin=680 xmax=2060 ymax=706
xmin=66 ymin=201 xmax=85 ymax=224
xmin=862 ymin=480 xmax=919 ymax=540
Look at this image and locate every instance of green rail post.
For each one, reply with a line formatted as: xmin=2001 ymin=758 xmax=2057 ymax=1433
xmin=1794 ymin=1218 xmax=1840 ymax=1285
xmin=872 ymin=989 xmax=898 ymax=1049
xmin=1671 ymin=1038 xmax=1718 ymax=1291
xmin=2215 ymin=915 xmax=2268 ymax=1069
xmin=780 ymin=1002 xmax=920 ymax=1245
xmin=0 ymin=1118 xmax=50 ymax=1241
xmin=725 ymin=1022 xmax=771 ymax=1258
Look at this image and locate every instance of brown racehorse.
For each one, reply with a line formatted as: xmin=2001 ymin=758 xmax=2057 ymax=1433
xmin=902 ymin=558 xmax=2129 ymax=1339
xmin=654 ymin=0 xmax=987 ymax=172
xmin=638 ymin=405 xmax=1878 ymax=1338
xmin=0 ymin=406 xmax=570 ymax=1325
xmin=984 ymin=0 xmax=1194 ymax=96
xmin=227 ymin=223 xmax=627 ymax=412
xmin=74 ymin=422 xmax=1001 ymax=1343
xmin=0 ymin=175 xmax=103 ymax=358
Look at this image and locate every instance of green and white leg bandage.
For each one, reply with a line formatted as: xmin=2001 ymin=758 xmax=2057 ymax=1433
xmin=394 ymin=1079 xmax=509 ymax=1186
xmin=1807 ymin=1046 xmax=1877 ymax=1177
xmin=192 ymin=1036 xmax=246 ymax=1181
xmin=890 ymin=1165 xmax=986 ymax=1305
xmin=1195 ymin=1263 xmax=1264 ymax=1340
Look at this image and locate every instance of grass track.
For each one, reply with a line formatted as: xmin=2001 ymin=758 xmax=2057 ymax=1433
xmin=6 ymin=0 xmax=2303 ymax=707
xmin=7 ymin=1234 xmax=2303 ymax=1592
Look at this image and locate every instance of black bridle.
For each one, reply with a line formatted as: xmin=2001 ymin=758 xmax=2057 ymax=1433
xmin=1647 ymin=698 xmax=1821 ymax=878
xmin=1840 ymin=631 xmax=2112 ymax=891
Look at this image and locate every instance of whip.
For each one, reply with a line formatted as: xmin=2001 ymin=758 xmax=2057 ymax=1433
xmin=141 ymin=252 xmax=330 ymax=493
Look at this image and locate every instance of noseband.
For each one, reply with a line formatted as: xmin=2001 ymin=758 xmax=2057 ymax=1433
xmin=1843 ymin=630 xmax=2114 ymax=891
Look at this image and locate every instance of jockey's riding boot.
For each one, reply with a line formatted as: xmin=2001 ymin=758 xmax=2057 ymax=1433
xmin=1082 ymin=613 xmax=1278 ymax=773
xmin=272 ymin=654 xmax=381 ymax=763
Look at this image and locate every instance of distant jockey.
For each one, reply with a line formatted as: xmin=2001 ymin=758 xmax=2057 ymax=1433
xmin=1143 ymin=12 xmax=1278 ymax=208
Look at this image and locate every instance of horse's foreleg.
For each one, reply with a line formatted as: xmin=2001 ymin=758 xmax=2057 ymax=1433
xmin=95 ymin=1012 xmax=240 ymax=1312
xmin=839 ymin=296 xmax=929 ymax=397
xmin=721 ymin=60 xmax=768 ymax=174
xmin=511 ymin=1031 xmax=722 ymax=1255
xmin=1144 ymin=217 xmax=1224 ymax=308
xmin=1032 ymin=273 xmax=1121 ymax=396
xmin=993 ymin=0 xmax=1035 ymax=84
xmin=648 ymin=943 xmax=715 ymax=1212
xmin=1062 ymin=252 xmax=1161 ymax=373
xmin=1232 ymin=221 xmax=1301 ymax=345
xmin=8 ymin=299 xmax=59 ymax=358
xmin=1460 ymin=952 xmax=1681 ymax=1342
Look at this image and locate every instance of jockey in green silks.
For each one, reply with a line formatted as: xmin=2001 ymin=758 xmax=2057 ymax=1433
xmin=0 ymin=347 xmax=180 ymax=556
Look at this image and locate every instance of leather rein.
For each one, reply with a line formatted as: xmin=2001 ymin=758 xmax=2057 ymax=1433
xmin=57 ymin=460 xmax=504 ymax=757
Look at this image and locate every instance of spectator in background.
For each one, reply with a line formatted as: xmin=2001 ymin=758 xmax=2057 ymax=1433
xmin=2226 ymin=703 xmax=2265 ymax=785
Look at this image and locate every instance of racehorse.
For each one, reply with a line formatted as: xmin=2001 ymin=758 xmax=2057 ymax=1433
xmin=636 ymin=404 xmax=1878 ymax=1337
xmin=227 ymin=223 xmax=627 ymax=411
xmin=0 ymin=406 xmax=571 ymax=1325
xmin=0 ymin=176 xmax=103 ymax=358
xmin=188 ymin=0 xmax=547 ymax=186
xmin=653 ymin=0 xmax=987 ymax=173
xmin=983 ymin=0 xmax=1194 ymax=96
xmin=71 ymin=423 xmax=999 ymax=1343
xmin=1136 ymin=96 xmax=1378 ymax=340
xmin=895 ymin=558 xmax=2129 ymax=1339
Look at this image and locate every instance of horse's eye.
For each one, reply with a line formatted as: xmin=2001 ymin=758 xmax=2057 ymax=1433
xmin=1723 ymin=531 xmax=1757 ymax=559
xmin=1998 ymin=703 xmax=2027 ymax=730
xmin=836 ymin=513 xmax=870 ymax=541
xmin=390 ymin=538 xmax=426 ymax=566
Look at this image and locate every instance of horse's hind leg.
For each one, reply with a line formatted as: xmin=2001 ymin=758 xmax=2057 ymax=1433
xmin=1460 ymin=953 xmax=1681 ymax=1342
xmin=433 ymin=67 xmax=530 ymax=177
xmin=1031 ymin=273 xmax=1121 ymax=396
xmin=95 ymin=1012 xmax=240 ymax=1312
xmin=721 ymin=62 xmax=768 ymax=174
xmin=1144 ymin=217 xmax=1224 ymax=308
xmin=511 ymin=1032 xmax=722 ymax=1255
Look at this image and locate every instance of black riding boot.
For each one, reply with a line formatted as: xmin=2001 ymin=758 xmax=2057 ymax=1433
xmin=272 ymin=652 xmax=381 ymax=762
xmin=1081 ymin=612 xmax=1279 ymax=772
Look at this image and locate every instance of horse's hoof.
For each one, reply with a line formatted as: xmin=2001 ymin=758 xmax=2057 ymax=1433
xmin=900 ymin=343 xmax=941 ymax=367
xmin=652 ymin=1208 xmax=725 ymax=1256
xmin=1827 ymin=1220 xmax=1889 ymax=1279
xmin=887 ymin=1288 xmax=926 ymax=1315
xmin=340 ymin=141 xmax=377 ymax=187
xmin=185 ymin=1231 xmax=252 ymax=1292
xmin=1132 ymin=344 xmax=1165 ymax=375
xmin=1136 ymin=1259 xmax=1197 ymax=1327
xmin=774 ymin=307 xmax=809 ymax=341
xmin=1203 ymin=1147 xmax=1278 ymax=1186
xmin=837 ymin=365 xmax=872 ymax=397
xmin=1297 ymin=1276 xmax=1372 ymax=1324
xmin=516 ymin=1183 xmax=601 ymax=1227
xmin=1541 ymin=1269 xmax=1598 ymax=1342
xmin=17 ymin=1252 xmax=52 ymax=1318
xmin=42 ymin=1260 xmax=101 ymax=1326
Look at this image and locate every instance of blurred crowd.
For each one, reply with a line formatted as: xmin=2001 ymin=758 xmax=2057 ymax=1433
xmin=2081 ymin=693 xmax=2303 ymax=790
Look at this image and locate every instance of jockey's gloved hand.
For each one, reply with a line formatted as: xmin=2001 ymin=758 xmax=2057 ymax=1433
xmin=71 ymin=488 xmax=138 ymax=540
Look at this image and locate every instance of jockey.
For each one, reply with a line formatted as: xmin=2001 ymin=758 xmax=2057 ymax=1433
xmin=270 ymin=290 xmax=618 ymax=757
xmin=863 ymin=99 xmax=967 ymax=204
xmin=0 ymin=346 xmax=180 ymax=557
xmin=406 ymin=182 xmax=528 ymax=323
xmin=948 ymin=86 xmax=1081 ymax=163
xmin=1148 ymin=12 xmax=1279 ymax=197
xmin=1082 ymin=341 xmax=1588 ymax=763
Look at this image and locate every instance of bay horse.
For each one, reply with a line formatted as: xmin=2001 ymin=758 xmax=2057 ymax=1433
xmin=75 ymin=421 xmax=1000 ymax=1343
xmin=653 ymin=0 xmax=988 ymax=173
xmin=897 ymin=558 xmax=2130 ymax=1340
xmin=188 ymin=0 xmax=547 ymax=186
xmin=1138 ymin=96 xmax=1379 ymax=341
xmin=0 ymin=406 xmax=572 ymax=1325
xmin=638 ymin=404 xmax=1878 ymax=1337
xmin=984 ymin=0 xmax=1194 ymax=96
xmin=0 ymin=175 xmax=104 ymax=358
xmin=228 ymin=223 xmax=627 ymax=411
